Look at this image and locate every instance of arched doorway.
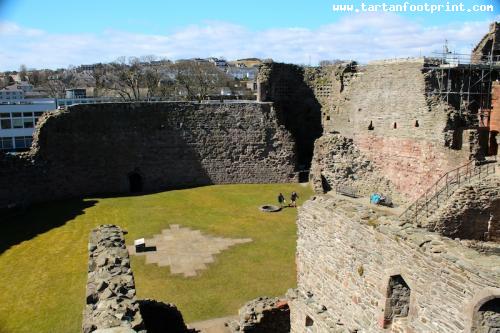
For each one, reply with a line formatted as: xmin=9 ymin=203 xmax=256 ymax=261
xmin=128 ymin=172 xmax=143 ymax=193
xmin=472 ymin=298 xmax=500 ymax=332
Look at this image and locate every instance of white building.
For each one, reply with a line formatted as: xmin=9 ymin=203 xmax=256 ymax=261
xmin=226 ymin=67 xmax=258 ymax=80
xmin=0 ymin=99 xmax=56 ymax=152
xmin=208 ymin=57 xmax=228 ymax=68
xmin=0 ymin=89 xmax=25 ymax=102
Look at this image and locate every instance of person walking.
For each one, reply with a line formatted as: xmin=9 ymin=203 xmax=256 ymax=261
xmin=278 ymin=193 xmax=286 ymax=208
xmin=290 ymin=191 xmax=299 ymax=207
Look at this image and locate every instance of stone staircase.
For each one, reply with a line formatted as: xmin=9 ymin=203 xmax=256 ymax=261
xmin=400 ymin=161 xmax=496 ymax=225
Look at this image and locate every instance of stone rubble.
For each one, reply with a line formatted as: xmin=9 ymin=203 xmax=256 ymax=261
xmin=227 ymin=297 xmax=290 ymax=333
xmin=83 ymin=225 xmax=145 ymax=333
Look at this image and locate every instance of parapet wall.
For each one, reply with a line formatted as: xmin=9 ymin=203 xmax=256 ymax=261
xmin=0 ymin=102 xmax=297 ymax=207
xmin=291 ymin=195 xmax=500 ymax=332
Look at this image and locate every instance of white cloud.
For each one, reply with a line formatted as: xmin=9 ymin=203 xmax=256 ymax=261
xmin=0 ymin=13 xmax=493 ymax=70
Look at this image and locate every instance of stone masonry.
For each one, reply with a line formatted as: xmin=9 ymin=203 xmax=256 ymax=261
xmin=310 ymin=60 xmax=478 ymax=200
xmin=424 ymin=176 xmax=500 ymax=242
xmin=83 ymin=225 xmax=145 ymax=333
xmin=0 ymin=102 xmax=297 ymax=208
xmin=312 ymin=54 xmax=500 ymax=194
xmin=472 ymin=22 xmax=500 ymax=64
xmin=310 ymin=133 xmax=404 ymax=203
xmin=227 ymin=297 xmax=290 ymax=333
xmin=290 ymin=195 xmax=500 ymax=332
xmin=83 ymin=225 xmax=194 ymax=333
xmin=258 ymin=62 xmax=322 ymax=169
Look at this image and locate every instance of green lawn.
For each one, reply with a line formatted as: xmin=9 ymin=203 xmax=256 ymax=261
xmin=0 ymin=183 xmax=312 ymax=333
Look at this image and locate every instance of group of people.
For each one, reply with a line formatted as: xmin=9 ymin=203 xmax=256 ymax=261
xmin=278 ymin=191 xmax=299 ymax=208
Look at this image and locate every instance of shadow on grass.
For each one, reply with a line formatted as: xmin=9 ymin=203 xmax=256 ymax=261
xmin=0 ymin=198 xmax=97 ymax=254
xmin=91 ymin=183 xmax=212 ymax=200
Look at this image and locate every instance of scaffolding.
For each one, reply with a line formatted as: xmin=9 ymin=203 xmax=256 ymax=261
xmin=426 ymin=51 xmax=500 ymax=127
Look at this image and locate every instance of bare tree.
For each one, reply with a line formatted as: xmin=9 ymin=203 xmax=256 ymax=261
xmin=89 ymin=64 xmax=108 ymax=97
xmin=28 ymin=70 xmax=45 ymax=87
xmin=43 ymin=70 xmax=77 ymax=98
xmin=103 ymin=57 xmax=145 ymax=101
xmin=171 ymin=61 xmax=230 ymax=102
xmin=19 ymin=64 xmax=28 ymax=81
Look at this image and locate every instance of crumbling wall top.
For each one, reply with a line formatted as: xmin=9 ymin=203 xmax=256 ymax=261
xmin=83 ymin=225 xmax=145 ymax=333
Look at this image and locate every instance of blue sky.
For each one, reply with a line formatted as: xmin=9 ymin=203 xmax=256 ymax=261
xmin=0 ymin=0 xmax=498 ymax=69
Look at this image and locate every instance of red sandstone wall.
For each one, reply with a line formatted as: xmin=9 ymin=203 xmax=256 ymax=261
xmin=491 ymin=83 xmax=500 ymax=133
xmin=354 ymin=134 xmax=469 ymax=200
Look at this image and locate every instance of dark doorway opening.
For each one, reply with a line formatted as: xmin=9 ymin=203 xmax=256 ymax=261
xmin=489 ymin=131 xmax=498 ymax=157
xmin=384 ymin=275 xmax=411 ymax=328
xmin=298 ymin=170 xmax=310 ymax=183
xmin=451 ymin=128 xmax=464 ymax=150
xmin=472 ymin=298 xmax=500 ymax=332
xmin=129 ymin=172 xmax=143 ymax=193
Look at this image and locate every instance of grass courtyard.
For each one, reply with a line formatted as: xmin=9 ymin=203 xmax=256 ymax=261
xmin=0 ymin=183 xmax=312 ymax=333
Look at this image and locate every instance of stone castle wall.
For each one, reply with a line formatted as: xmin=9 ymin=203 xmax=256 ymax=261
xmin=424 ymin=176 xmax=500 ymax=242
xmin=311 ymin=61 xmax=480 ymax=200
xmin=258 ymin=62 xmax=323 ymax=169
xmin=491 ymin=82 xmax=500 ymax=132
xmin=472 ymin=22 xmax=500 ymax=64
xmin=0 ymin=102 xmax=297 ymax=208
xmin=290 ymin=195 xmax=500 ymax=332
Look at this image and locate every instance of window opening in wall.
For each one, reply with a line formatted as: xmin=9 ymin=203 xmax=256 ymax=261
xmin=1 ymin=118 xmax=11 ymax=129
xmin=451 ymin=129 xmax=463 ymax=150
xmin=489 ymin=131 xmax=498 ymax=157
xmin=305 ymin=315 xmax=314 ymax=327
xmin=321 ymin=174 xmax=332 ymax=193
xmin=384 ymin=275 xmax=411 ymax=328
xmin=472 ymin=298 xmax=500 ymax=333
xmin=368 ymin=121 xmax=374 ymax=130
xmin=326 ymin=116 xmax=330 ymax=121
xmin=0 ymin=137 xmax=13 ymax=151
xmin=415 ymin=120 xmax=419 ymax=127
xmin=393 ymin=122 xmax=397 ymax=129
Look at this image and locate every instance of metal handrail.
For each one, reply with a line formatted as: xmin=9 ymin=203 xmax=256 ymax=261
xmin=400 ymin=161 xmax=496 ymax=224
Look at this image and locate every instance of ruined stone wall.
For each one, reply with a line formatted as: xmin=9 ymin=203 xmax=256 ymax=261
xmin=291 ymin=195 xmax=500 ymax=332
xmin=258 ymin=62 xmax=322 ymax=169
xmin=424 ymin=175 xmax=500 ymax=242
xmin=309 ymin=133 xmax=404 ymax=203
xmin=0 ymin=102 xmax=297 ymax=208
xmin=228 ymin=297 xmax=290 ymax=333
xmin=492 ymin=82 xmax=500 ymax=132
xmin=472 ymin=22 xmax=500 ymax=64
xmin=83 ymin=225 xmax=145 ymax=333
xmin=315 ymin=60 xmax=475 ymax=200
xmin=303 ymin=63 xmax=357 ymax=133
xmin=83 ymin=225 xmax=194 ymax=333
